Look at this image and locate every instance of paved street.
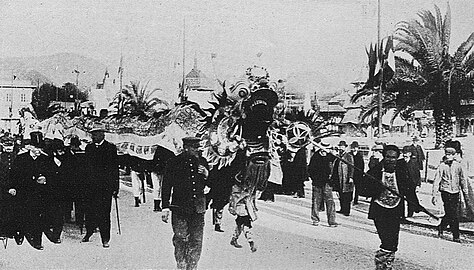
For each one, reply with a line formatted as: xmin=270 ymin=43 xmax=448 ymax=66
xmin=0 ymin=180 xmax=473 ymax=270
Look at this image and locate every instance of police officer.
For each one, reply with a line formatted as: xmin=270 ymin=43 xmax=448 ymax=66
xmin=0 ymin=139 xmax=19 ymax=242
xmin=161 ymin=137 xmax=210 ymax=270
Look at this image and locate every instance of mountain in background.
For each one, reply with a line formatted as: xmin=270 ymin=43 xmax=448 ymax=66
xmin=0 ymin=52 xmax=107 ymax=89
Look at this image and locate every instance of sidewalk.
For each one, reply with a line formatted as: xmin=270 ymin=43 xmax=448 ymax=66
xmin=275 ymin=181 xmax=474 ymax=236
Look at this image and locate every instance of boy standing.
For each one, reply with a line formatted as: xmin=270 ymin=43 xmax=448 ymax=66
xmin=431 ymin=147 xmax=468 ymax=242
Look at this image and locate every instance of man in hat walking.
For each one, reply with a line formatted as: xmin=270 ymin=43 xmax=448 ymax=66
xmin=161 ymin=137 xmax=209 ymax=270
xmin=81 ymin=124 xmax=119 ymax=248
xmin=400 ymin=146 xmax=421 ymax=218
xmin=350 ymin=141 xmax=365 ymax=205
xmin=431 ymin=147 xmax=468 ymax=243
xmin=331 ymin=140 xmax=354 ymax=216
xmin=405 ymin=136 xmax=425 ymax=184
xmin=308 ymin=142 xmax=338 ymax=227
xmin=8 ymin=131 xmax=56 ymax=250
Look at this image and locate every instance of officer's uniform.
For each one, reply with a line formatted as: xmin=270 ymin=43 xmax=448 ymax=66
xmin=162 ymin=137 xmax=209 ymax=270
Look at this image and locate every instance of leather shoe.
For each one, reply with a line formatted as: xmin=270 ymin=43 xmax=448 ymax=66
xmin=102 ymin=242 xmax=110 ymax=248
xmin=52 ymin=238 xmax=61 ymax=244
xmin=230 ymin=238 xmax=242 ymax=248
xmin=214 ymin=224 xmax=224 ymax=232
xmin=14 ymin=234 xmax=24 ymax=245
xmin=33 ymin=244 xmax=44 ymax=250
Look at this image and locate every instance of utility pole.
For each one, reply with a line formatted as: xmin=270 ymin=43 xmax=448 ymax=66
xmin=73 ymin=67 xmax=85 ymax=113
xmin=377 ymin=0 xmax=383 ymax=138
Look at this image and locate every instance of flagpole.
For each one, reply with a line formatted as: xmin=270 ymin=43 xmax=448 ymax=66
xmin=377 ymin=0 xmax=383 ymax=138
xmin=181 ymin=18 xmax=186 ymax=102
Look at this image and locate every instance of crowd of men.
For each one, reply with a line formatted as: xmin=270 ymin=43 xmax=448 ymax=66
xmin=0 ymin=123 xmax=118 ymax=250
xmin=0 ymin=126 xmax=468 ymax=270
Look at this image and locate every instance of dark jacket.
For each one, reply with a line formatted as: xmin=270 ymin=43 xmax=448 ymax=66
xmin=0 ymin=151 xmax=16 ymax=200
xmin=406 ymin=144 xmax=425 ymax=170
xmin=308 ymin=151 xmax=334 ymax=187
xmin=351 ymin=151 xmax=365 ymax=183
xmin=151 ymin=146 xmax=175 ymax=174
xmin=9 ymin=151 xmax=56 ymax=205
xmin=162 ymin=152 xmax=209 ymax=215
xmin=361 ymin=160 xmax=419 ymax=220
xmin=84 ymin=141 xmax=119 ymax=197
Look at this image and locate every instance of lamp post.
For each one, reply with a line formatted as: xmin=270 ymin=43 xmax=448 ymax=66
xmin=72 ymin=68 xmax=85 ymax=113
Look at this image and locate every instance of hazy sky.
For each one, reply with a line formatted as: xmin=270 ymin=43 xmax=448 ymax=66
xmin=0 ymin=0 xmax=473 ymax=92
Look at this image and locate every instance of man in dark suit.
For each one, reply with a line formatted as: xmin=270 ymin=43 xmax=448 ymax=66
xmin=350 ymin=141 xmax=365 ymax=205
xmin=161 ymin=137 xmax=209 ymax=270
xmin=8 ymin=131 xmax=56 ymax=250
xmin=406 ymin=136 xmax=425 ymax=183
xmin=81 ymin=123 xmax=119 ymax=248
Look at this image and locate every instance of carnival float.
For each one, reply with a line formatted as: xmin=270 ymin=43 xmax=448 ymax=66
xmin=18 ymin=66 xmax=337 ymax=195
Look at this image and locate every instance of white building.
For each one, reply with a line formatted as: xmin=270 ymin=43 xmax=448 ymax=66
xmin=0 ymin=80 xmax=36 ymax=133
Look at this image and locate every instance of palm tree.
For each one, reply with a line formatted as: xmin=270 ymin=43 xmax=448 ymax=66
xmin=393 ymin=3 xmax=474 ymax=147
xmin=354 ymin=3 xmax=474 ymax=148
xmin=110 ymin=81 xmax=169 ymax=118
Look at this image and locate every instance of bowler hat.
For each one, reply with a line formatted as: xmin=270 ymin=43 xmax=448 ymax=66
xmin=338 ymin=140 xmax=347 ymax=147
xmin=350 ymin=141 xmax=359 ymax=148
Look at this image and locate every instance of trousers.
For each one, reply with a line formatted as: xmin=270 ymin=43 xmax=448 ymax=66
xmin=311 ymin=184 xmax=336 ymax=225
xmin=172 ymin=211 xmax=205 ymax=270
xmin=440 ymin=191 xmax=460 ymax=239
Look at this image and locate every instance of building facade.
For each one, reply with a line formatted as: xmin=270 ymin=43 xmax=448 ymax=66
xmin=0 ymin=80 xmax=35 ymax=134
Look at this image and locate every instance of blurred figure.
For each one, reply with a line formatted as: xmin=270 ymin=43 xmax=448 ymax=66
xmin=331 ymin=141 xmax=354 ymax=216
xmin=400 ymin=146 xmax=421 ymax=218
xmin=150 ymin=145 xmax=175 ymax=212
xmin=405 ymin=136 xmax=425 ymax=183
xmin=350 ymin=141 xmax=365 ymax=205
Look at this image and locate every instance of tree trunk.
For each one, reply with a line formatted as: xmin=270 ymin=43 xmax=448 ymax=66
xmin=434 ymin=108 xmax=453 ymax=149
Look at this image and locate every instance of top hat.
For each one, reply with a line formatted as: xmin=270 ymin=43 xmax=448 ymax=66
xmin=30 ymin=131 xmax=44 ymax=148
xmin=52 ymin=138 xmax=65 ymax=150
xmin=90 ymin=123 xmax=107 ymax=133
xmin=182 ymin=137 xmax=201 ymax=147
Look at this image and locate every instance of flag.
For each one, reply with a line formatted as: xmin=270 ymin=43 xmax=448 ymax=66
xmin=256 ymin=52 xmax=263 ymax=58
xmin=211 ymin=53 xmax=217 ymax=59
xmin=387 ymin=48 xmax=395 ymax=72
